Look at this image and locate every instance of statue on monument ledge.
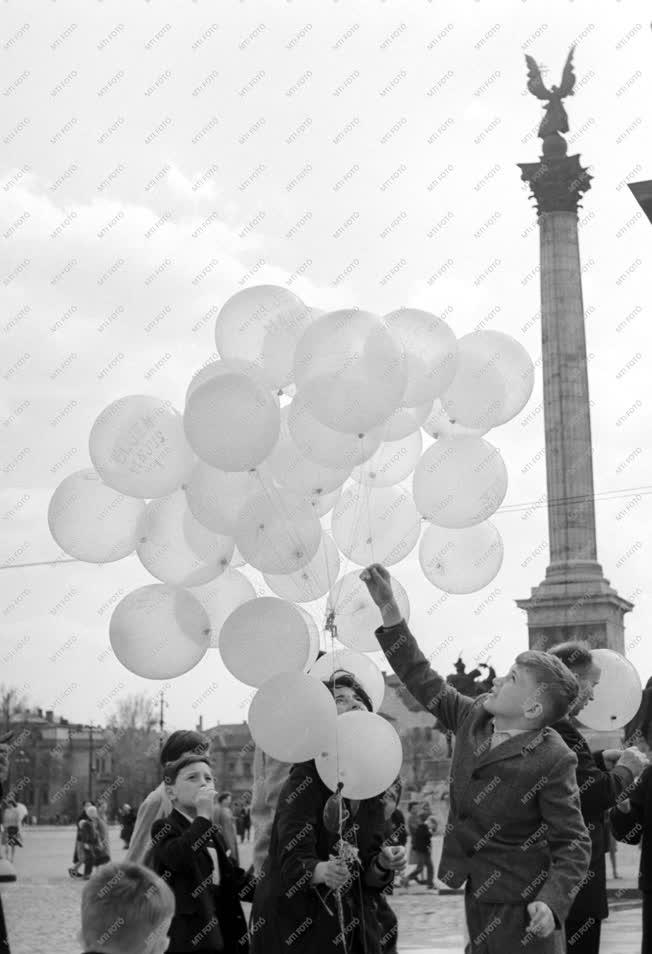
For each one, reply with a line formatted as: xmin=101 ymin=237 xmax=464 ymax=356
xmin=525 ymin=45 xmax=576 ymax=156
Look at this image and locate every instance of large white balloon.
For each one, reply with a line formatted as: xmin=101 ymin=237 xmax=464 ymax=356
xmin=193 ymin=568 xmax=256 ymax=648
xmin=264 ymin=534 xmax=341 ymax=602
xmin=423 ymin=399 xmax=485 ymax=440
xmin=215 ymin=285 xmax=315 ymax=391
xmin=296 ymin=606 xmax=321 ymax=670
xmin=137 ymin=492 xmax=234 ymax=587
xmin=577 ymin=649 xmax=643 ymax=731
xmin=351 ymin=430 xmax=422 ymax=488
xmin=109 ymin=584 xmax=211 ymax=678
xmin=419 ymin=521 xmax=504 ymax=594
xmin=413 ymin=437 xmax=508 ymax=528
xmin=294 ymin=309 xmax=407 ymax=433
xmin=327 ymin=570 xmax=411 ymax=652
xmin=184 ymin=370 xmax=280 ymax=471
xmin=439 ymin=339 xmax=507 ymax=432
xmin=288 ymin=392 xmax=383 ymax=469
xmin=185 ymin=357 xmax=269 ymax=404
xmin=267 ymin=410 xmax=350 ymax=497
xmin=89 ymin=396 xmax=195 ymax=498
xmin=383 ymin=307 xmax=458 ymax=405
xmin=308 ymin=649 xmax=386 ymax=712
xmin=48 ymin=469 xmax=145 ymax=563
xmin=381 ymin=400 xmax=433 ymax=441
xmin=248 ymin=672 xmax=337 ymax=763
xmin=184 ymin=461 xmax=271 ymax=536
xmin=316 ymin=711 xmax=403 ymax=798
xmin=234 ymin=488 xmax=322 ymax=574
xmin=332 ymin=485 xmax=421 ymax=567
xmin=219 ymin=597 xmax=313 ymax=687
xmin=460 ymin=331 xmax=535 ymax=426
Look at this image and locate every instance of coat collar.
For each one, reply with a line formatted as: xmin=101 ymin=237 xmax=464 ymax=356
xmin=475 ymin=727 xmax=549 ymax=769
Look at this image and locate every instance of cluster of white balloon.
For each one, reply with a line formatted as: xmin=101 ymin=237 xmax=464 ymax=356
xmin=48 ymin=284 xmax=538 ymax=798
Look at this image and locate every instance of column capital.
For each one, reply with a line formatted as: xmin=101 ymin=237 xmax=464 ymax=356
xmin=518 ymin=153 xmax=592 ymax=215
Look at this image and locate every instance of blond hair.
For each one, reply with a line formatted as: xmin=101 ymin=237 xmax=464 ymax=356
xmin=81 ymin=862 xmax=174 ymax=953
xmin=515 ymin=650 xmax=579 ymax=725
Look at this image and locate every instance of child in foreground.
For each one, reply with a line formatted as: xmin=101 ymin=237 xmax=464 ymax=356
xmin=78 ymin=861 xmax=174 ymax=954
xmin=150 ymin=753 xmax=250 ymax=953
xmin=361 ymin=563 xmax=591 ymax=953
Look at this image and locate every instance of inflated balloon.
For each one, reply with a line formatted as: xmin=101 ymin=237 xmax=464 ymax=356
xmin=215 ymin=285 xmax=314 ymax=391
xmin=351 ymin=430 xmax=422 ymax=488
xmin=383 ymin=308 xmax=458 ymax=405
xmin=109 ymin=584 xmax=211 ymax=678
xmin=303 ymin=487 xmax=341 ymax=518
xmin=308 ymin=649 xmax=386 ymax=712
xmin=264 ymin=534 xmax=340 ymax=603
xmin=234 ymin=488 xmax=322 ymax=574
xmin=419 ymin=521 xmax=503 ymax=594
xmin=184 ymin=461 xmax=271 ymax=536
xmin=48 ymin=469 xmax=145 ymax=563
xmin=315 ymin=711 xmax=403 ymax=798
xmin=267 ymin=409 xmax=350 ymax=497
xmin=193 ymin=568 xmax=256 ymax=648
xmin=184 ymin=371 xmax=280 ymax=471
xmin=219 ymin=597 xmax=312 ymax=687
xmin=381 ymin=401 xmax=433 ymax=441
xmin=185 ymin=358 xmax=269 ymax=404
xmin=89 ymin=396 xmax=195 ymax=498
xmin=577 ymin=649 xmax=643 ymax=731
xmin=460 ymin=331 xmax=535 ymax=426
xmin=326 ymin=570 xmax=410 ymax=653
xmin=423 ymin=399 xmax=485 ymax=440
xmin=288 ymin=392 xmax=383 ymax=469
xmin=296 ymin=606 xmax=321 ymax=670
xmin=439 ymin=339 xmax=507 ymax=431
xmin=293 ymin=310 xmax=407 ymax=433
xmin=248 ymin=672 xmax=337 ymax=763
xmin=332 ymin=485 xmax=421 ymax=567
xmin=413 ymin=437 xmax=508 ymax=528
xmin=136 ymin=492 xmax=234 ymax=587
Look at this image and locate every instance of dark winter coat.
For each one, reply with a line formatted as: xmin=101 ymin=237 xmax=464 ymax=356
xmin=151 ymin=808 xmax=250 ymax=953
xmin=551 ymin=716 xmax=634 ymax=923
xmin=251 ymin=760 xmax=394 ymax=954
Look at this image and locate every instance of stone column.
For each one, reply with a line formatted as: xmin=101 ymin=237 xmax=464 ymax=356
xmin=516 ymin=137 xmax=632 ymax=654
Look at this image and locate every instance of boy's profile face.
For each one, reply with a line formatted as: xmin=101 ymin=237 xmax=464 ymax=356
xmin=168 ymin=761 xmax=214 ymax=813
xmin=570 ymin=662 xmax=601 ymax=715
xmin=483 ymin=663 xmax=543 ymax=722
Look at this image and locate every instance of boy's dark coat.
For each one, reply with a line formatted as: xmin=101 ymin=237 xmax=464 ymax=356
xmin=376 ymin=620 xmax=591 ymax=925
xmin=151 ymin=808 xmax=249 ymax=953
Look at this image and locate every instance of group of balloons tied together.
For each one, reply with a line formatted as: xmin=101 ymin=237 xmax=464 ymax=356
xmin=47 ymin=284 xmax=543 ymax=797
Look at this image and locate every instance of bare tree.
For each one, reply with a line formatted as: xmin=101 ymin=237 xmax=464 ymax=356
xmin=0 ymin=684 xmax=30 ymax=732
xmin=106 ymin=693 xmax=160 ymax=809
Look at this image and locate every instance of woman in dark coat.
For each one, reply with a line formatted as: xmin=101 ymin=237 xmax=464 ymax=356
xmin=251 ymin=673 xmax=405 ymax=954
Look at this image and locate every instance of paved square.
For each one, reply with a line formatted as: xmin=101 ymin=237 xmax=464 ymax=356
xmin=0 ymin=827 xmax=643 ymax=953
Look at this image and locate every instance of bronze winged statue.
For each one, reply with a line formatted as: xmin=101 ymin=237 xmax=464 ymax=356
xmin=525 ymin=46 xmax=576 ymax=139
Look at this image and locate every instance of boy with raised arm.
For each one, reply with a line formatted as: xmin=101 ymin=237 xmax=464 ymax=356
xmin=361 ymin=564 xmax=591 ymax=953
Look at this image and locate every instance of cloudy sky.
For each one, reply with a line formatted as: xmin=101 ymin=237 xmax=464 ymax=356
xmin=1 ymin=0 xmax=650 ymax=737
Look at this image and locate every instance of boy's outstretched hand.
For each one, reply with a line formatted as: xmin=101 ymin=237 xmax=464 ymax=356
xmin=526 ymin=901 xmax=555 ymax=938
xmin=360 ymin=564 xmax=395 ymax=608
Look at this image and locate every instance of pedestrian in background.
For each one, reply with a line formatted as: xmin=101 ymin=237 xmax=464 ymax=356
xmin=1 ymin=799 xmax=22 ymax=865
xmin=406 ymin=811 xmax=435 ymax=889
xmin=69 ymin=800 xmax=93 ymax=879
